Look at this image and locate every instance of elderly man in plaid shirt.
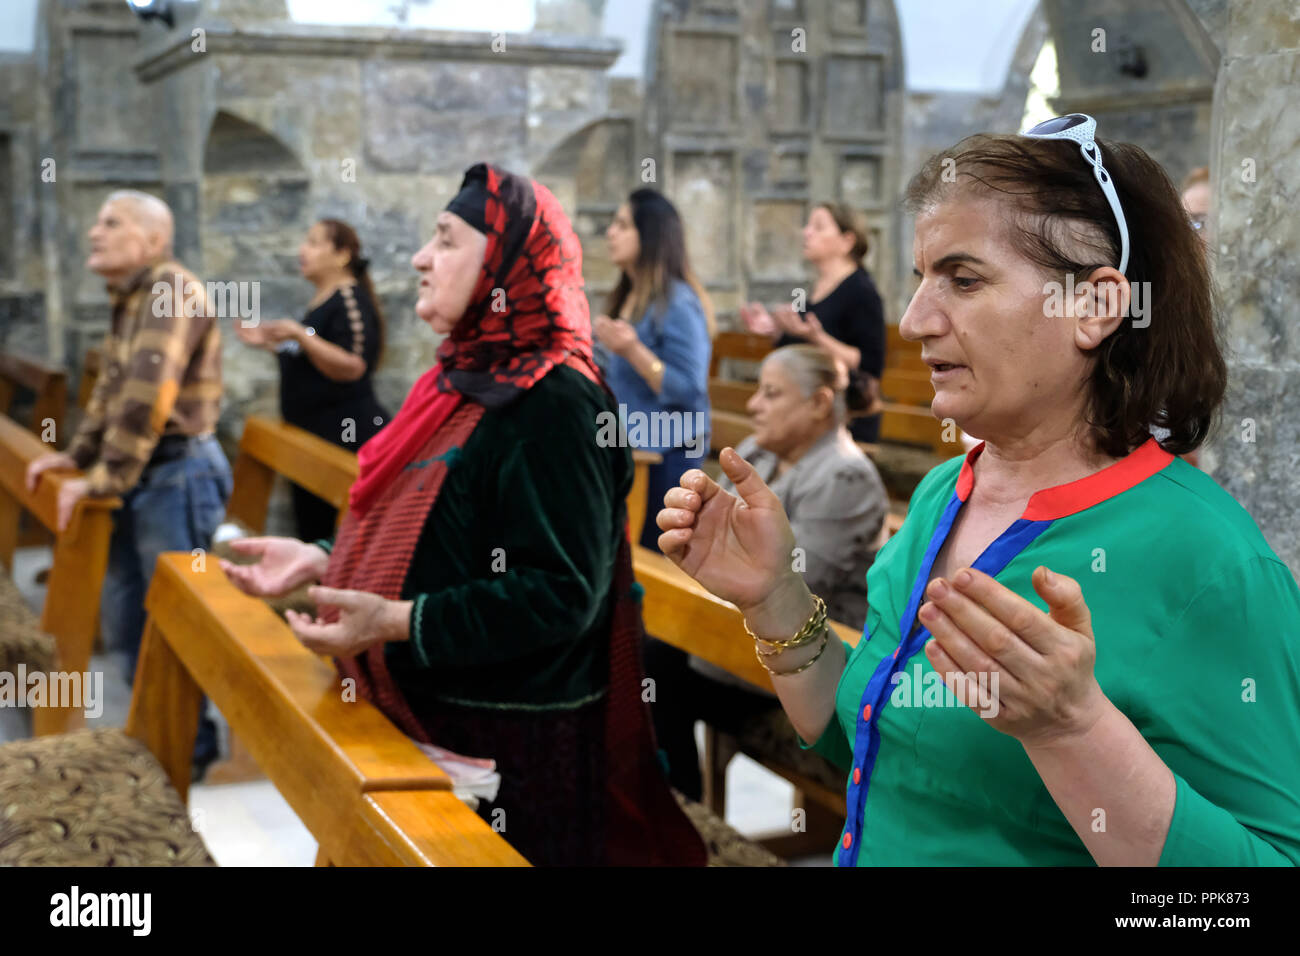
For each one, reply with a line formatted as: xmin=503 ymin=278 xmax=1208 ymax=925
xmin=27 ymin=190 xmax=231 ymax=779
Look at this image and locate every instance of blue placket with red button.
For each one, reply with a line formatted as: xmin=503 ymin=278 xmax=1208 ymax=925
xmin=836 ymin=491 xmax=1052 ymax=866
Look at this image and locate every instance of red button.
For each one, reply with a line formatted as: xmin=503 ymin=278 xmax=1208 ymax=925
xmin=842 ymin=832 xmax=852 ymax=850
xmin=853 ymin=767 xmax=861 ymax=785
xmin=862 ymin=704 xmax=872 ymax=721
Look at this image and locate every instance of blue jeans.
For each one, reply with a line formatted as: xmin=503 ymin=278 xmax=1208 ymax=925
xmin=639 ymin=446 xmax=695 ymax=553
xmin=99 ymin=435 xmax=233 ymax=768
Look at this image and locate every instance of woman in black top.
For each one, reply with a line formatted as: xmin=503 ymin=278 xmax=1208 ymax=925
xmin=741 ymin=201 xmax=886 ymax=442
xmin=236 ymin=218 xmax=391 ymax=540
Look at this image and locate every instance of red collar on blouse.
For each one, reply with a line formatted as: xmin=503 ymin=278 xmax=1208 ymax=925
xmin=955 ymin=436 xmax=1175 ymax=521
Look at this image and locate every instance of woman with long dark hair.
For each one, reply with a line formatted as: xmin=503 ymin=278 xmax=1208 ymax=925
xmin=741 ymin=202 xmax=886 ymax=443
xmin=595 ymin=189 xmax=714 ymax=552
xmin=236 ymin=218 xmax=391 ymax=540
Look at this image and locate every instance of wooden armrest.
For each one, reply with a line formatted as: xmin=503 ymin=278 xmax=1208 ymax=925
xmin=226 ymin=416 xmax=359 ymax=531
xmin=130 ymin=554 xmax=451 ymax=808
xmin=0 ymin=415 xmax=118 ymax=541
xmin=632 ymin=545 xmax=860 ymax=690
xmin=351 ymin=791 xmax=530 ymax=867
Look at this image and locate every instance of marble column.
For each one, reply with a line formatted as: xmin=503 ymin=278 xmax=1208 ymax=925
xmin=1201 ymin=0 xmax=1300 ymax=573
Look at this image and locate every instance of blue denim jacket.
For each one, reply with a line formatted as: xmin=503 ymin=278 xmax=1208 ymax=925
xmin=604 ymin=279 xmax=711 ymax=456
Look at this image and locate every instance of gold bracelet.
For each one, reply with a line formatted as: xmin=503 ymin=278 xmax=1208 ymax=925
xmin=757 ymin=626 xmax=830 ymax=676
xmin=746 ymin=594 xmax=827 ymax=650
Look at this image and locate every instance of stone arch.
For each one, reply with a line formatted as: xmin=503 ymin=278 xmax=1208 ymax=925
xmin=198 ymin=109 xmax=311 ymax=326
xmin=1036 ymin=0 xmax=1222 ymax=184
xmin=535 ymin=116 xmax=639 ymax=312
xmin=202 ymin=109 xmax=306 ymax=176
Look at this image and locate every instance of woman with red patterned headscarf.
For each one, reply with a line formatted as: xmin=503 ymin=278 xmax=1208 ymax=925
xmin=221 ymin=164 xmax=706 ymax=866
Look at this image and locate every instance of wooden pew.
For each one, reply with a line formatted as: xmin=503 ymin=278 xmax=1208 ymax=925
xmin=885 ymin=324 xmax=922 ymax=370
xmin=212 ymin=416 xmax=662 ymax=781
xmin=1 ymin=351 xmax=71 ymax=548
xmin=627 ymin=449 xmax=662 ymax=544
xmin=707 ymin=333 xmax=767 ymax=455
xmin=0 ymin=350 xmax=68 ymax=446
xmin=709 ymin=378 xmax=755 ymax=416
xmin=0 ymin=414 xmax=118 ymax=735
xmin=633 ymin=544 xmax=859 ymax=696
xmin=227 ymin=416 xmax=662 ymax=542
xmin=129 ymin=552 xmax=528 ymax=866
xmin=708 ymin=331 xmax=773 ymax=379
xmin=879 ymin=368 xmax=933 ymax=407
xmin=225 ymin=417 xmax=359 ymax=535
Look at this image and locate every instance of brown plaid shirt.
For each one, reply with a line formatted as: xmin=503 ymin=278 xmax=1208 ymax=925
xmin=67 ymin=260 xmax=223 ymax=498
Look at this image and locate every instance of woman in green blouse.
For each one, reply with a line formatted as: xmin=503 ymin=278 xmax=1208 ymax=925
xmin=656 ymin=118 xmax=1300 ymax=866
xmin=220 ymin=164 xmax=705 ymax=867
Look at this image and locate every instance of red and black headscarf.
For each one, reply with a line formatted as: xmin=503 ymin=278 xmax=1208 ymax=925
xmin=322 ymin=164 xmax=706 ymax=866
xmin=345 ymin=163 xmax=603 ymax=517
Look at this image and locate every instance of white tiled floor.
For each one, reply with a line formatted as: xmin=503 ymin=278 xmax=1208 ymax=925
xmin=8 ymin=544 xmax=830 ymax=866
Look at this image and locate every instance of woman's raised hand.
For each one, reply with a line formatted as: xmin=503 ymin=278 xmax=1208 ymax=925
xmin=218 ymin=536 xmax=329 ymax=598
xmin=740 ymin=302 xmax=777 ymax=337
xmin=234 ymin=320 xmax=272 ymax=348
xmin=656 ymin=447 xmax=803 ymax=615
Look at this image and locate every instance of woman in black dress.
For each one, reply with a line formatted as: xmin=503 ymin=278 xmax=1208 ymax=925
xmin=741 ymin=202 xmax=886 ymax=442
xmin=236 ymin=218 xmax=391 ymax=540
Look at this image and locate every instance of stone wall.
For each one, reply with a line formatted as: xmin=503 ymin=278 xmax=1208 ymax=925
xmin=1042 ymin=0 xmax=1220 ymax=186
xmin=1200 ymin=0 xmax=1300 ymax=574
xmin=637 ymin=0 xmax=906 ymax=328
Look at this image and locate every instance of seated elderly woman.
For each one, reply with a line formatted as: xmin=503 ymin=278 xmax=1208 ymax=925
xmin=646 ymin=344 xmax=887 ymax=800
xmin=220 ymin=163 xmax=706 ymax=867
xmin=657 ymin=115 xmax=1300 ymax=865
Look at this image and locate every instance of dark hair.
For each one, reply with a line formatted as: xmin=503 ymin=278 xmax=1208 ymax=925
xmin=815 ymin=201 xmax=871 ymax=263
xmin=604 ymin=189 xmax=715 ymax=337
xmin=905 ymin=134 xmax=1225 ymax=457
xmin=318 ymin=218 xmax=387 ymax=368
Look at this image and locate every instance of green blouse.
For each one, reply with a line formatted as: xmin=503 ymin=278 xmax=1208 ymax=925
xmin=804 ymin=440 xmax=1300 ymax=866
xmin=319 ymin=364 xmax=633 ymax=711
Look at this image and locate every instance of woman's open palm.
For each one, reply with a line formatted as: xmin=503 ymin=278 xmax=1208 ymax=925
xmin=219 ymin=536 xmax=326 ymax=598
xmin=656 ymin=447 xmax=797 ymax=611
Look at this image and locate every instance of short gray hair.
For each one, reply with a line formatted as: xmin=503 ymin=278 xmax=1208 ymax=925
xmin=762 ymin=344 xmax=848 ymax=424
xmin=105 ymin=190 xmax=174 ymax=256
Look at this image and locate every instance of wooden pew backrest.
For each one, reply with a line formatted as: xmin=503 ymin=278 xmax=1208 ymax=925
xmin=0 ymin=414 xmax=118 ymax=734
xmin=225 ymin=417 xmax=359 ymax=532
xmin=0 ymin=351 xmax=68 ymax=445
xmin=633 ymin=545 xmax=859 ymax=691
xmin=129 ymin=554 xmax=452 ymax=805
xmin=885 ymin=325 xmax=922 ymax=369
xmin=357 ymin=791 xmax=529 ymax=867
xmin=627 ymin=450 xmax=662 ymax=544
xmin=128 ymin=552 xmax=529 ymax=865
xmin=709 ymin=331 xmax=772 ymax=378
xmin=709 ymin=379 xmax=755 ymax=416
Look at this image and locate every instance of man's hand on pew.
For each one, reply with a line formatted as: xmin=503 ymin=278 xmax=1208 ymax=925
xmin=24 ymin=451 xmax=77 ymax=494
xmin=284 ymin=586 xmax=412 ymax=657
xmin=56 ymin=477 xmax=90 ymax=533
xmin=219 ymin=536 xmax=329 ymax=597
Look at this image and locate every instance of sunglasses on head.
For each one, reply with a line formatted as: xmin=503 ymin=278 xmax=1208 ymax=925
xmin=1020 ymin=113 xmax=1130 ymax=277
